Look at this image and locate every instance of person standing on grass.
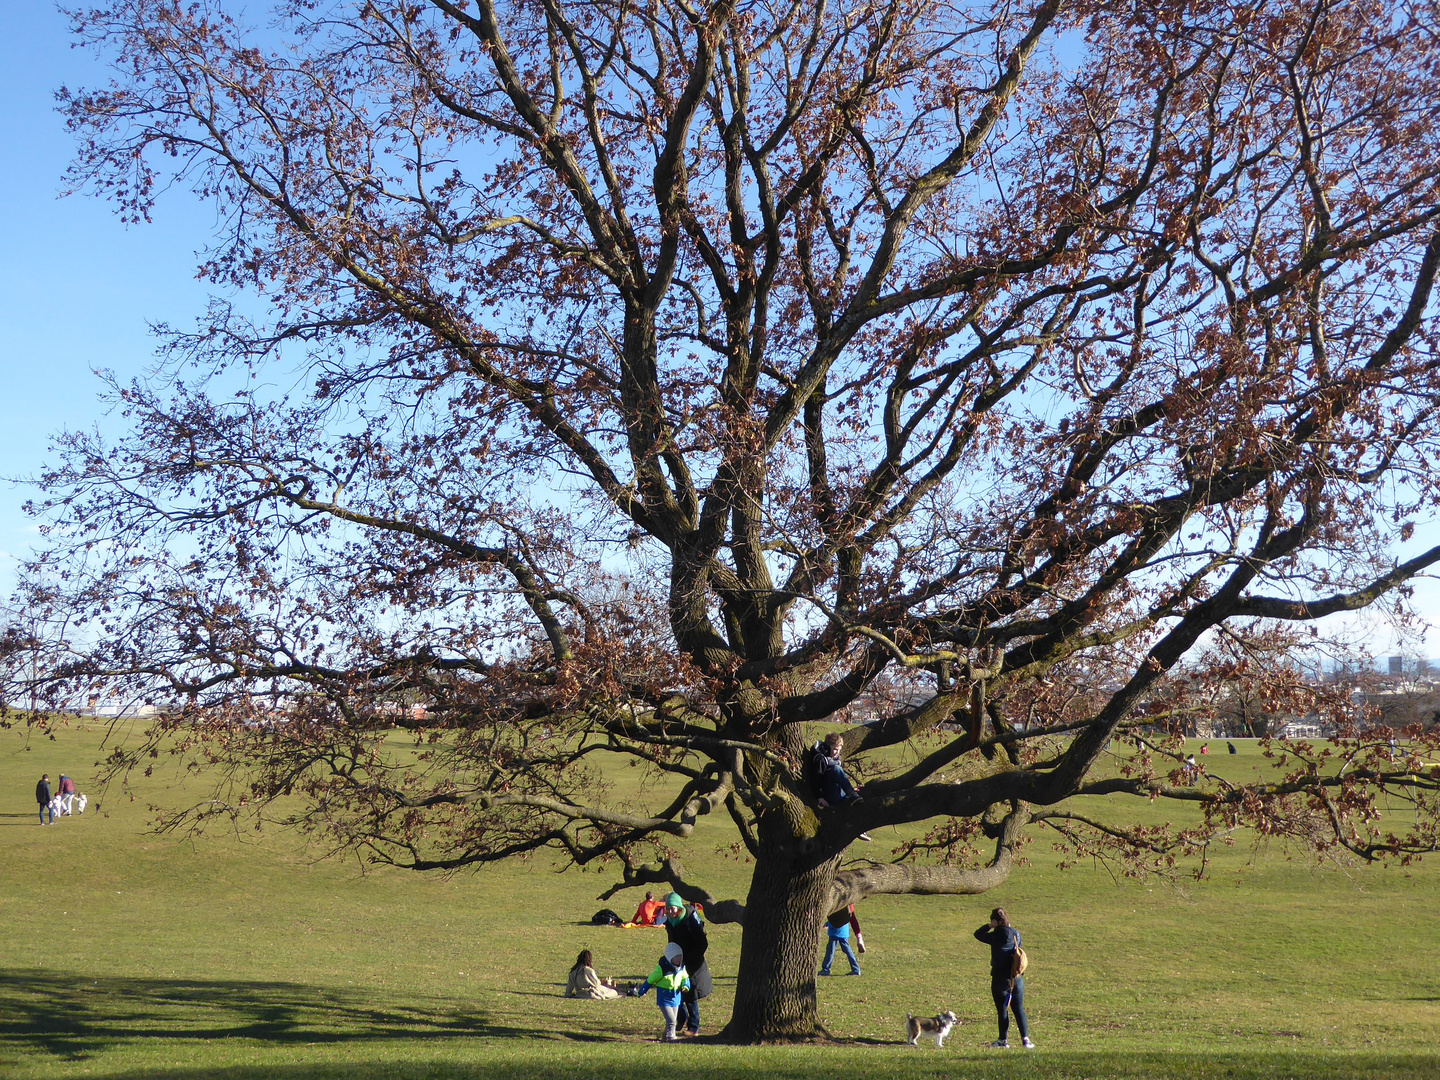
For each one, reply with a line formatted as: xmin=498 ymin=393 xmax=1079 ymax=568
xmin=35 ymin=774 xmax=54 ymax=825
xmin=973 ymin=907 xmax=1033 ymax=1049
xmin=631 ymin=941 xmax=690 ymax=1042
xmin=58 ymin=774 xmax=77 ymax=816
xmin=819 ymin=907 xmax=861 ymax=976
xmin=663 ymin=893 xmax=712 ymax=1036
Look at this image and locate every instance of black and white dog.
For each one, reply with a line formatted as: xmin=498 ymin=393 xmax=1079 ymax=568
xmin=905 ymin=1010 xmax=959 ymax=1047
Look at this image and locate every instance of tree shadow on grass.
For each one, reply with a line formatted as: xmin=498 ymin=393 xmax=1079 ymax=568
xmin=0 ymin=969 xmax=630 ymax=1062
xmin=11 ymin=1050 xmax=1440 ymax=1080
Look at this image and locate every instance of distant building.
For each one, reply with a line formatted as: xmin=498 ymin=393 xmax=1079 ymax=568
xmin=1389 ymin=655 xmax=1404 ymax=676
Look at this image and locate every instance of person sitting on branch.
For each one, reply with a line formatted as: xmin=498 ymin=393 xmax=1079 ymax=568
xmin=812 ymin=732 xmax=860 ymax=807
xmin=810 ymin=732 xmax=872 ymax=840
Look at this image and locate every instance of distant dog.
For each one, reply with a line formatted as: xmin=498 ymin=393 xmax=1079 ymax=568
xmin=906 ymin=1010 xmax=959 ymax=1048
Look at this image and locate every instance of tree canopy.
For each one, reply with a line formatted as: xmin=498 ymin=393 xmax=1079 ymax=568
xmin=14 ymin=0 xmax=1440 ymax=1040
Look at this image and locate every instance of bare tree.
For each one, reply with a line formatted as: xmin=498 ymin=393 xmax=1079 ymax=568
xmin=18 ymin=0 xmax=1440 ymax=1039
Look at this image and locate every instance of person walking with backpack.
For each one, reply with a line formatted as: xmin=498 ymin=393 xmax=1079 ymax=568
xmin=973 ymin=907 xmax=1033 ymax=1049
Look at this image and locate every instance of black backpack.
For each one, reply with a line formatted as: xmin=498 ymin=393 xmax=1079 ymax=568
xmin=591 ymin=908 xmax=623 ymax=926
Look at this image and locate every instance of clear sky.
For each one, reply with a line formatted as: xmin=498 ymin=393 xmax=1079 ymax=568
xmin=1 ymin=4 xmax=1437 ymax=659
xmin=0 ymin=5 xmax=212 ymax=577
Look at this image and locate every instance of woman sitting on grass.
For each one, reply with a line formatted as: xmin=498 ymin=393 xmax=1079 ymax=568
xmin=565 ymin=949 xmax=621 ymax=1000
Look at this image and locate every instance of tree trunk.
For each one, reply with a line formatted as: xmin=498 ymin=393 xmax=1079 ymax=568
xmin=721 ymin=823 xmax=841 ymax=1042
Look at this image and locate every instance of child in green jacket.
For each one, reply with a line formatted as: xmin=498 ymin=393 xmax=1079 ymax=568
xmin=632 ymin=942 xmax=691 ymax=1041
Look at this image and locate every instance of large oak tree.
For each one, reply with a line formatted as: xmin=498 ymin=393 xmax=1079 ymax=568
xmin=16 ymin=0 xmax=1440 ymax=1040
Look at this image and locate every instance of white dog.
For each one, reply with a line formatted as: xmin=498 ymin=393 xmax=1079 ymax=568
xmin=906 ymin=1010 xmax=959 ymax=1048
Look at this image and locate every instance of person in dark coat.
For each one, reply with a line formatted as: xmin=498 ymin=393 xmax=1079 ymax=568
xmin=810 ymin=732 xmax=872 ymax=840
xmin=812 ymin=732 xmax=860 ymax=806
xmin=35 ymin=774 xmax=54 ymax=825
xmin=663 ymin=892 xmax=711 ymax=1036
xmin=973 ymin=906 xmax=1033 ymax=1049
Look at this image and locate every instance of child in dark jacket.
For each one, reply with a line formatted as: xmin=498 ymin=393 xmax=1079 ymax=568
xmin=632 ymin=942 xmax=691 ymax=1041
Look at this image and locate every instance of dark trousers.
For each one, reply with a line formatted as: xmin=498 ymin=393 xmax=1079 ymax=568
xmin=991 ymin=975 xmax=1029 ymax=1042
xmin=678 ymin=990 xmax=700 ymax=1033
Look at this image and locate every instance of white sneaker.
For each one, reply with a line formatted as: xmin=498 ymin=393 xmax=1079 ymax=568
xmin=989 ymin=1040 xmax=1009 ymax=1048
xmin=1022 ymin=1037 xmax=1036 ymax=1049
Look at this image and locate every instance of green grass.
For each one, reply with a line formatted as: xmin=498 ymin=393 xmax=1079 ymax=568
xmin=2 ymin=722 xmax=1436 ymax=1079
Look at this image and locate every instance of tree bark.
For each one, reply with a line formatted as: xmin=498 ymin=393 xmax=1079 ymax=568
xmin=721 ymin=822 xmax=841 ymax=1041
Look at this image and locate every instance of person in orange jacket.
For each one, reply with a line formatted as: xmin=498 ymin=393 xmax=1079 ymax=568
xmin=629 ymin=891 xmax=666 ymax=927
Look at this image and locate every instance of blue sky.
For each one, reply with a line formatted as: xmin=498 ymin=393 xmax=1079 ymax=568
xmin=1 ymin=4 xmax=1437 ymax=659
xmin=0 ymin=6 xmax=212 ymax=579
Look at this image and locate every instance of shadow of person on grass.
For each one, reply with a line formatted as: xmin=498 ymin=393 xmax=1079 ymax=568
xmin=0 ymin=968 xmax=628 ymax=1062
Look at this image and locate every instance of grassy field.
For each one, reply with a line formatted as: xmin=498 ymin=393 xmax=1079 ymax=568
xmin=1 ymin=721 xmax=1436 ymax=1080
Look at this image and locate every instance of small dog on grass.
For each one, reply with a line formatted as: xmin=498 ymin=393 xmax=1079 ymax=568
xmin=905 ymin=1010 xmax=959 ymax=1048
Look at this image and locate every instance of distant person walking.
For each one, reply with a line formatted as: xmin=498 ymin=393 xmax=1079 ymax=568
xmin=973 ymin=907 xmax=1033 ymax=1049
xmin=35 ymin=774 xmax=53 ymax=825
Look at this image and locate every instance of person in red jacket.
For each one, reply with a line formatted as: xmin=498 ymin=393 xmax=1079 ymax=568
xmin=629 ymin=892 xmax=665 ymax=927
xmin=58 ymin=774 xmax=77 ymax=816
